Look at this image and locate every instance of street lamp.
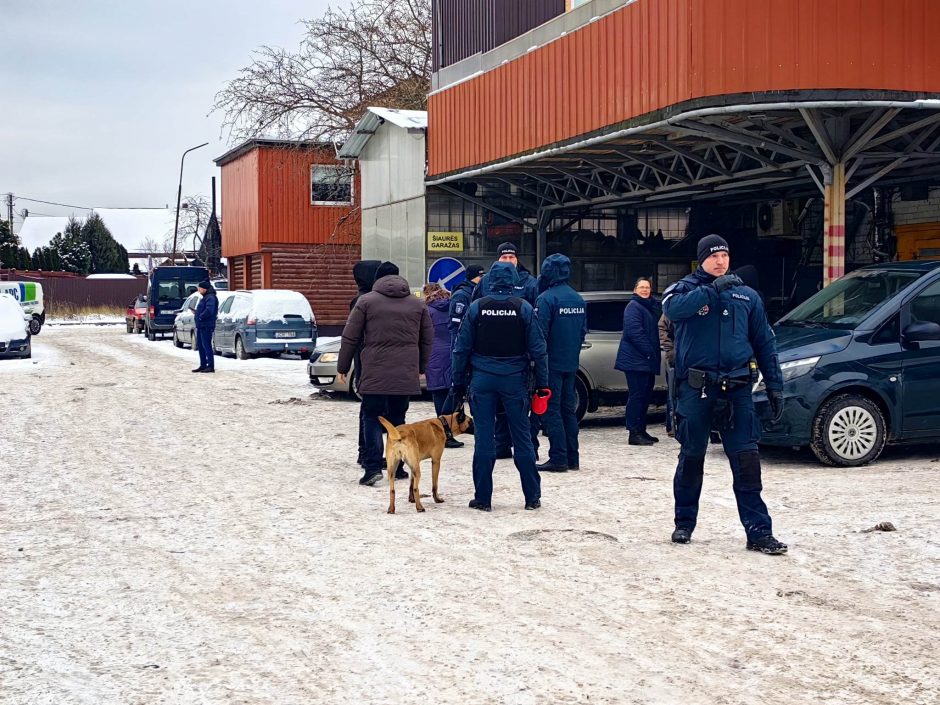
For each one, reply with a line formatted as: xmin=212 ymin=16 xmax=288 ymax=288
xmin=172 ymin=142 xmax=209 ymax=264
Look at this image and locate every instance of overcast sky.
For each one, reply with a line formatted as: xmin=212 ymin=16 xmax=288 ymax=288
xmin=2 ymin=0 xmax=340 ymax=232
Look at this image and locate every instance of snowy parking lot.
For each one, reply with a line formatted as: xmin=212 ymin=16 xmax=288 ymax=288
xmin=1 ymin=324 xmax=938 ymax=704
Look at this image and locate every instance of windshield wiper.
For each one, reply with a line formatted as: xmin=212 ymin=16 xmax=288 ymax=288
xmin=781 ymin=320 xmax=827 ymax=328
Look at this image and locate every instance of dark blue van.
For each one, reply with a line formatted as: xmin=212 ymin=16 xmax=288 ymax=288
xmin=144 ymin=266 xmax=210 ymax=341
xmin=754 ymin=261 xmax=940 ymax=466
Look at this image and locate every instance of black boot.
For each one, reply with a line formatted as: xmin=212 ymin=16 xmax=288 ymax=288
xmin=524 ymin=499 xmax=541 ymax=510
xmin=640 ymin=430 xmax=659 ymax=443
xmin=629 ymin=432 xmax=654 ymax=446
xmin=468 ymin=499 xmax=491 ymax=512
xmin=747 ymin=535 xmax=788 ymax=555
xmin=192 ymin=367 xmax=206 ymax=373
xmin=536 ymin=460 xmax=568 ymax=472
xmin=671 ymin=527 xmax=692 ymax=544
xmin=444 ymin=438 xmax=464 ymax=449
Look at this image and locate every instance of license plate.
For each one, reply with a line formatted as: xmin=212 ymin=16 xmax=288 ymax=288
xmin=161 ymin=309 xmax=175 ymax=315
xmin=275 ymin=331 xmax=296 ymax=338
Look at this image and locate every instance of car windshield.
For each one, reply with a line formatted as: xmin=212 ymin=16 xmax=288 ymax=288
xmin=586 ymin=300 xmax=628 ymax=332
xmin=779 ymin=269 xmax=924 ymax=330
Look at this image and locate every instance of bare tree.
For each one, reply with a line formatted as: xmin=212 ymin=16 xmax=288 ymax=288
xmin=178 ymin=194 xmax=212 ymax=257
xmin=213 ymin=0 xmax=431 ymax=143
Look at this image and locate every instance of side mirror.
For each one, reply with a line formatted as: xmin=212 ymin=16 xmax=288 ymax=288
xmin=903 ymin=320 xmax=940 ymax=343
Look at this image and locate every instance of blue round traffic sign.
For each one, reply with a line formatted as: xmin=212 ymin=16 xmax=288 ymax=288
xmin=427 ymin=257 xmax=466 ymax=291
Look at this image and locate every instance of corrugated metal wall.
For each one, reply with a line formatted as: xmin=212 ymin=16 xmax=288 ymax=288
xmin=38 ymin=278 xmax=148 ymax=313
xmin=429 ymin=0 xmax=940 ymax=176
xmin=432 ymin=0 xmax=565 ymax=70
xmin=359 ymin=122 xmax=426 ymax=210
xmin=220 ymin=150 xmax=259 ymax=258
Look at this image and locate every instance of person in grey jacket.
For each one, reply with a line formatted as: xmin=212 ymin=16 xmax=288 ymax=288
xmin=338 ymin=262 xmax=434 ymax=486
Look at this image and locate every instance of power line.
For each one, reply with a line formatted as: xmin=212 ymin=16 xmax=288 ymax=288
xmin=14 ymin=195 xmax=166 ymax=210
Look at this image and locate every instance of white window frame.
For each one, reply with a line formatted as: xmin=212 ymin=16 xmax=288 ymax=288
xmin=310 ymin=164 xmax=354 ymax=206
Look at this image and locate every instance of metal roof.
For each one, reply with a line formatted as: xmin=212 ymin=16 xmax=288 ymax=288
xmin=338 ymin=107 xmax=428 ymax=159
xmin=214 ymin=138 xmax=336 ymax=167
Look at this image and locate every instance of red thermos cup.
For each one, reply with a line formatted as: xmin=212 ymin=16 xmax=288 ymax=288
xmin=531 ymin=388 xmax=552 ymax=415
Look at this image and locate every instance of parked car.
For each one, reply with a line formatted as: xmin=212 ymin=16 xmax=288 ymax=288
xmin=575 ymin=291 xmax=666 ymax=421
xmin=211 ymin=278 xmax=229 ymax=291
xmin=754 ymin=261 xmax=940 ymax=466
xmin=144 ymin=265 xmax=210 ymax=341
xmin=307 ymin=291 xmax=665 ymax=419
xmin=0 ymin=293 xmax=31 ymax=359
xmin=307 ymin=337 xmax=428 ymax=398
xmin=0 ymin=281 xmax=45 ymax=335
xmin=125 ymin=294 xmax=147 ymax=334
xmin=173 ymin=291 xmax=235 ymax=349
xmin=213 ymin=289 xmax=317 ymax=359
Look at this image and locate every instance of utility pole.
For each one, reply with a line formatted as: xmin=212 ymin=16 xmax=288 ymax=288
xmin=6 ymin=193 xmax=12 ymax=234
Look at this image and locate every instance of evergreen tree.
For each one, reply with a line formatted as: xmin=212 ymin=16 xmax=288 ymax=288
xmin=0 ymin=219 xmax=18 ymax=269
xmin=18 ymin=246 xmax=31 ymax=269
xmin=81 ymin=212 xmax=128 ymax=273
xmin=55 ymin=219 xmax=92 ymax=274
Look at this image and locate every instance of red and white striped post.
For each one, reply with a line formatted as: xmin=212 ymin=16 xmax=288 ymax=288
xmin=823 ymin=161 xmax=846 ymax=286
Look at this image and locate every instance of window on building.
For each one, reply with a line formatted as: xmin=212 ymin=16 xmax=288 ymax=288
xmin=311 ymin=165 xmax=353 ymax=205
xmin=637 ymin=208 xmax=689 ymax=241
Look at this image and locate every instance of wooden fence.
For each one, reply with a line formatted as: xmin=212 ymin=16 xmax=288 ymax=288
xmin=1 ymin=272 xmax=148 ymax=314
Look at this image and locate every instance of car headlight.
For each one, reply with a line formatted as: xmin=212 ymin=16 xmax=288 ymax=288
xmin=318 ymin=352 xmax=338 ymax=363
xmin=753 ymin=356 xmax=820 ymax=393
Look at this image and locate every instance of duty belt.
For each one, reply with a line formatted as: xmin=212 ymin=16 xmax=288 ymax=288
xmin=686 ymin=366 xmax=754 ymax=392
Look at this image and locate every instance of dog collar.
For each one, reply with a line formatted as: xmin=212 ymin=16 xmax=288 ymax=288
xmin=436 ymin=416 xmax=456 ymax=443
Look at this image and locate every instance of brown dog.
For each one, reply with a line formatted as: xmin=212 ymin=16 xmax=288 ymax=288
xmin=378 ymin=408 xmax=473 ymax=514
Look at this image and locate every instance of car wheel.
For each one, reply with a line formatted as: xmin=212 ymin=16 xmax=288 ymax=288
xmin=135 ymin=319 xmax=142 ymax=334
xmin=574 ymin=375 xmax=589 ymax=423
xmin=23 ymin=338 xmax=31 ymax=359
xmin=173 ymin=329 xmax=184 ymax=348
xmin=28 ymin=317 xmax=41 ymax=335
xmin=235 ymin=335 xmax=251 ymax=360
xmin=147 ymin=325 xmax=156 ymax=341
xmin=191 ymin=330 xmax=197 ymax=350
xmin=126 ymin=321 xmax=133 ymax=334
xmin=810 ymin=393 xmax=886 ymax=467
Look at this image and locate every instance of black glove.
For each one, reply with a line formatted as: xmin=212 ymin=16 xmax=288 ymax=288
xmin=769 ymin=390 xmax=784 ymax=423
xmin=713 ymin=274 xmax=743 ymax=293
xmin=450 ymin=383 xmax=466 ymax=401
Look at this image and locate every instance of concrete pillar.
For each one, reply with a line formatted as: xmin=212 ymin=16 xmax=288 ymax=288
xmin=823 ymin=162 xmax=846 ymax=286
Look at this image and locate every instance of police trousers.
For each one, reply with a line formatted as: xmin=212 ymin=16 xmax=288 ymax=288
xmin=541 ymin=370 xmax=579 ymax=467
xmin=673 ymin=380 xmax=773 ymax=540
xmin=469 ymin=370 xmax=540 ymax=505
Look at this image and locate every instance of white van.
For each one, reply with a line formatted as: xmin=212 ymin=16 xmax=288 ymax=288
xmin=0 ymin=281 xmax=45 ymax=335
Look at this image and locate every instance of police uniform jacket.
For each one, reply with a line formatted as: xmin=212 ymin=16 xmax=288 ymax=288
xmin=662 ymin=267 xmax=782 ymax=392
xmin=472 ymin=265 xmax=539 ymax=306
xmin=452 ymin=262 xmax=549 ymax=387
xmin=534 ymin=254 xmax=587 ymax=373
xmin=448 ymin=279 xmax=475 ymax=341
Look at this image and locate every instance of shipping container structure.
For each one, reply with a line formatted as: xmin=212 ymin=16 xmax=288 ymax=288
xmin=339 ymin=108 xmax=429 ymax=288
xmin=214 ymin=140 xmax=361 ymax=329
xmin=428 ymin=0 xmax=940 ymax=310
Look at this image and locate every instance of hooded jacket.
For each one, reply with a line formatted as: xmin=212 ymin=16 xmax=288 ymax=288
xmin=662 ymin=267 xmax=782 ymax=391
xmin=471 ymin=263 xmax=539 ymax=305
xmin=425 ymin=297 xmax=453 ymax=391
xmin=615 ymin=293 xmax=662 ymax=374
xmin=338 ymin=274 xmax=433 ymax=395
xmin=452 ymin=262 xmax=548 ymax=387
xmin=534 ymin=254 xmax=587 ymax=373
xmin=350 ymin=260 xmax=381 ymax=311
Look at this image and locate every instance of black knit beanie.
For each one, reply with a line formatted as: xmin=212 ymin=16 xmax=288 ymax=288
xmin=696 ymin=234 xmax=729 ymax=263
xmin=373 ymin=261 xmax=400 ymax=283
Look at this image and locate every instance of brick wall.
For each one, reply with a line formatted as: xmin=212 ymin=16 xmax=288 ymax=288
xmin=893 ymin=188 xmax=940 ymax=226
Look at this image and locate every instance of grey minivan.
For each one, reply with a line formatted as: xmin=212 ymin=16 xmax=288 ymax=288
xmin=213 ymin=289 xmax=317 ymax=359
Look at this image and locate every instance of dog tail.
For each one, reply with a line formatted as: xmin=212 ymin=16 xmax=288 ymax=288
xmin=378 ymin=416 xmax=401 ymax=441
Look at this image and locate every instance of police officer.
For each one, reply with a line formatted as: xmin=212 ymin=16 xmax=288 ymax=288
xmin=448 ymin=263 xmax=484 ymax=345
xmin=471 ymin=242 xmax=539 ymax=458
xmin=452 ymin=261 xmax=549 ymax=511
xmin=533 ymin=254 xmax=587 ymax=472
xmin=662 ymin=234 xmax=787 ymax=555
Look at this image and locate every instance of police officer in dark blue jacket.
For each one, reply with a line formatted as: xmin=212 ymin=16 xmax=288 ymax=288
xmin=533 ymin=254 xmax=587 ymax=472
xmin=448 ymin=263 xmax=484 ymax=345
xmin=471 ymin=243 xmax=539 ymax=458
xmin=192 ymin=280 xmax=218 ymax=373
xmin=662 ymin=234 xmax=788 ymax=555
xmin=452 ymin=262 xmax=549 ymax=511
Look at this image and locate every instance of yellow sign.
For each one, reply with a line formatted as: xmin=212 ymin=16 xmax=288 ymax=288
xmin=428 ymin=231 xmax=464 ymax=252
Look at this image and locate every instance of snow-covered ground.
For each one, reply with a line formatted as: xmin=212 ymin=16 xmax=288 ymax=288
xmin=1 ymin=325 xmax=938 ymax=705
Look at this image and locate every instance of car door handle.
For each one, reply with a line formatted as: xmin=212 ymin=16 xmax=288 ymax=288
xmin=581 ymin=342 xmax=592 ymax=349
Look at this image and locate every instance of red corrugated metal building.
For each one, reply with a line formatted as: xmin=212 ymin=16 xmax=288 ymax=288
xmin=215 ymin=140 xmax=360 ymax=329
xmin=427 ymin=0 xmax=940 ymax=299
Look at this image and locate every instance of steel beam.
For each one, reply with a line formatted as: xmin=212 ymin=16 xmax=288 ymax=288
xmin=435 ymin=184 xmax=528 ymax=226
xmin=823 ymin=162 xmax=846 ymax=286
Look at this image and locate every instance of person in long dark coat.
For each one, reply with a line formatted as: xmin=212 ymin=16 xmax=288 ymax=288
xmin=423 ymin=282 xmax=463 ymax=449
xmin=615 ymin=276 xmax=662 ymax=445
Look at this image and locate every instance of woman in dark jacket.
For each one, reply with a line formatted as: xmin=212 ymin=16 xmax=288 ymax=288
xmin=615 ymin=277 xmax=662 ymax=445
xmin=423 ymin=283 xmax=463 ymax=448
